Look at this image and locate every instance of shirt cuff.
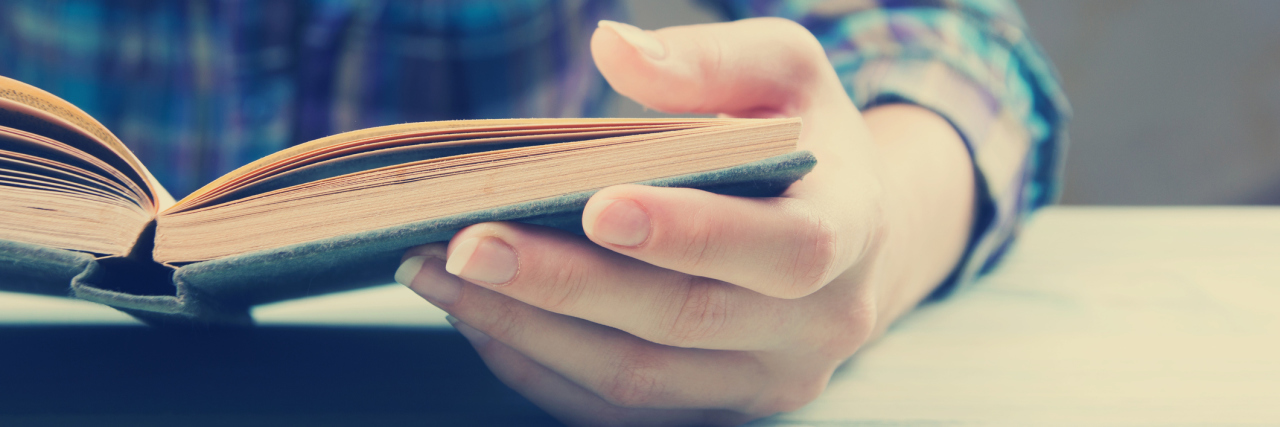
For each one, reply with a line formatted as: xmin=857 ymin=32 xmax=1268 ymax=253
xmin=830 ymin=17 xmax=1068 ymax=297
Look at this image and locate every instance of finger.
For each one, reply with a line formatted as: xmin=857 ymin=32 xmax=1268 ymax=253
xmin=423 ymin=222 xmax=807 ymax=350
xmin=447 ymin=317 xmax=746 ymax=427
xmin=592 ymin=18 xmax=841 ymax=116
xmin=398 ymin=263 xmax=769 ymax=411
xmin=582 ymin=184 xmax=872 ymax=299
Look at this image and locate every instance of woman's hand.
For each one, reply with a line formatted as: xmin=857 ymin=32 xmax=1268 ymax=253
xmin=396 ymin=18 xmax=975 ymax=426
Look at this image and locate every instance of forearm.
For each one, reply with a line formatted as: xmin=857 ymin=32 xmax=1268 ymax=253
xmin=863 ymin=103 xmax=975 ymax=334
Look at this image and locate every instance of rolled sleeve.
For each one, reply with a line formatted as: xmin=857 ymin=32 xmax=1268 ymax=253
xmin=706 ymin=0 xmax=1072 ymax=297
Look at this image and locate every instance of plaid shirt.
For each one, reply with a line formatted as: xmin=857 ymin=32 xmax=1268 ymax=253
xmin=713 ymin=0 xmax=1072 ymax=296
xmin=0 ymin=0 xmax=1068 ymax=294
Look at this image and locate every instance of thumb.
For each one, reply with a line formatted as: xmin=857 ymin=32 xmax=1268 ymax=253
xmin=592 ymin=18 xmax=840 ymax=117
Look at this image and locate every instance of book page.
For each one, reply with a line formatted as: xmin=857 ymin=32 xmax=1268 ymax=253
xmin=0 ymin=125 xmax=155 ymax=256
xmin=154 ymin=119 xmax=801 ymax=262
xmin=0 ymin=126 xmax=151 ymax=204
xmin=0 ymin=76 xmax=171 ymax=211
xmin=173 ymin=122 xmax=715 ymax=211
xmin=174 ymin=118 xmax=719 ymax=209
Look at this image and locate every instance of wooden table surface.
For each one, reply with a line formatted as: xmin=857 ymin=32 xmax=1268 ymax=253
xmin=2 ymin=207 xmax=1278 ymax=425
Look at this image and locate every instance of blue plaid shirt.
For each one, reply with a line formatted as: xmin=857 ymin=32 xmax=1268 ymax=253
xmin=0 ymin=0 xmax=1069 ymax=294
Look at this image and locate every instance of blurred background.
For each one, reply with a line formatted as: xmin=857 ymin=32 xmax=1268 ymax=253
xmin=621 ymin=0 xmax=1280 ymax=205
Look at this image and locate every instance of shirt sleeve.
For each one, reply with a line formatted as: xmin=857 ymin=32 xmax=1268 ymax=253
xmin=702 ymin=0 xmax=1071 ymax=298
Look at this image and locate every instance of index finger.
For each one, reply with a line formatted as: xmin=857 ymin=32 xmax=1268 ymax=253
xmin=581 ymin=184 xmax=871 ymax=299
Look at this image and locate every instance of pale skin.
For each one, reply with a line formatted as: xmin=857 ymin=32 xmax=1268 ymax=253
xmin=394 ymin=18 xmax=975 ymax=426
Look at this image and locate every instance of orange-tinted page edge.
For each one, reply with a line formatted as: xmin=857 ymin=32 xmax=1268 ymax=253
xmin=0 ymin=75 xmax=173 ymax=210
xmin=168 ymin=118 xmax=718 ymax=212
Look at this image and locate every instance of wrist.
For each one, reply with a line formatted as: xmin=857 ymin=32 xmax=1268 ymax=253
xmin=861 ymin=104 xmax=976 ymax=332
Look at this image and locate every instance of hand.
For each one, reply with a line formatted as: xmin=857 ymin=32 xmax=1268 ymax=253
xmin=396 ymin=18 xmax=975 ymax=425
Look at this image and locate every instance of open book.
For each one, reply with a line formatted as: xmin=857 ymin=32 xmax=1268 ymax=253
xmin=0 ymin=76 xmax=814 ymax=324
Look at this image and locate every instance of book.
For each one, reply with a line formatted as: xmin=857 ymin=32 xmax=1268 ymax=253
xmin=0 ymin=75 xmax=815 ymax=325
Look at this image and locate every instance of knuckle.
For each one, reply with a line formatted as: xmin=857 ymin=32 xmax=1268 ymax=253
xmin=598 ymin=345 xmax=664 ymax=408
xmin=817 ymin=301 xmax=877 ymax=359
xmin=537 ymin=260 xmax=592 ymax=313
xmin=695 ymin=35 xmax=724 ymax=85
xmin=482 ymin=300 xmax=530 ymax=344
xmin=775 ymin=212 xmax=839 ymax=298
xmin=757 ymin=17 xmax=826 ymax=67
xmin=820 ymin=323 xmax=870 ymax=361
xmin=677 ymin=206 xmax=729 ymax=271
xmin=670 ymin=32 xmax=723 ymax=114
xmin=660 ymin=278 xmax=731 ymax=347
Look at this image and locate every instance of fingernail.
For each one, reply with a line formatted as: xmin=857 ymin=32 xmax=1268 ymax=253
xmin=445 ymin=236 xmax=518 ymax=285
xmin=447 ymin=316 xmax=491 ymax=346
xmin=589 ymin=199 xmax=651 ymax=247
xmin=397 ymin=256 xmax=463 ymax=305
xmin=598 ymin=20 xmax=666 ymax=60
xmin=394 ymin=256 xmax=425 ymax=286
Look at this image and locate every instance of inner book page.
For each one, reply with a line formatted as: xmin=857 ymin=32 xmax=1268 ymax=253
xmin=153 ymin=118 xmax=800 ymax=263
xmin=0 ymin=125 xmax=154 ymax=256
xmin=173 ymin=118 xmax=723 ymax=210
xmin=174 ymin=120 xmax=725 ymax=211
xmin=0 ymin=76 xmax=168 ymax=208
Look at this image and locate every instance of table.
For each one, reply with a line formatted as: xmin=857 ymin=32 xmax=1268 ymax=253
xmin=2 ymin=207 xmax=1278 ymax=425
xmin=753 ymin=207 xmax=1280 ymax=426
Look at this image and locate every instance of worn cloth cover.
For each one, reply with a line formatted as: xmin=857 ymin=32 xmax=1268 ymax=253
xmin=0 ymin=151 xmax=815 ymax=325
